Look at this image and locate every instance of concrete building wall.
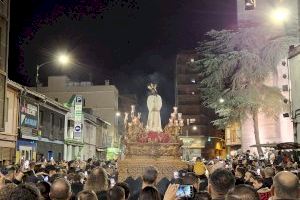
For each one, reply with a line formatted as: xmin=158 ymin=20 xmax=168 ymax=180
xmin=0 ymin=85 xmax=19 ymax=163
xmin=36 ymin=76 xmax=119 ymax=147
xmin=236 ymin=0 xmax=297 ymax=152
xmin=82 ymin=120 xmax=97 ymax=160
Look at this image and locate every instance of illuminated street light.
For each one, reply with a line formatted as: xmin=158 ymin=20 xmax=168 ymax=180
xmin=192 ymin=126 xmax=197 ymax=131
xmin=116 ymin=111 xmax=121 ymax=117
xmin=190 ymin=58 xmax=195 ymax=63
xmin=57 ymin=53 xmax=71 ymax=65
xmin=36 ymin=52 xmax=72 ymax=90
xmin=271 ymin=7 xmax=289 ymax=23
xmin=219 ymin=98 xmax=225 ymax=103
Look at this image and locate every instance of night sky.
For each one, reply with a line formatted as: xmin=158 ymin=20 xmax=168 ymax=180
xmin=9 ymin=0 xmax=236 ymax=123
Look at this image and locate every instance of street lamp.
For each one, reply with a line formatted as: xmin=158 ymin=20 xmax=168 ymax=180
xmin=115 ymin=112 xmax=121 ymax=117
xmin=270 ymin=7 xmax=289 ymax=24
xmin=36 ymin=52 xmax=71 ymax=91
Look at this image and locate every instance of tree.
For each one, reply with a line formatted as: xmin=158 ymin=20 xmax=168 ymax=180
xmin=195 ymin=27 xmax=297 ymax=155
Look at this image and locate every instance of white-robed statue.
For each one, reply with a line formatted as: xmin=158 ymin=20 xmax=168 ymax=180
xmin=146 ymin=83 xmax=163 ymax=132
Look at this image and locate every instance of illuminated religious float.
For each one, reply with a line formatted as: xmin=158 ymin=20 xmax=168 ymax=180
xmin=118 ymin=83 xmax=187 ymax=181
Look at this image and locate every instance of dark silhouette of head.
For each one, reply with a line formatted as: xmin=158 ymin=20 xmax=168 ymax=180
xmin=226 ymin=184 xmax=259 ymax=200
xmin=139 ymin=186 xmax=161 ymax=200
xmin=84 ymin=166 xmax=108 ymax=192
xmin=208 ymin=168 xmax=235 ymax=199
xmin=108 ymin=185 xmax=125 ymax=200
xmin=142 ymin=166 xmax=158 ymax=185
xmin=77 ymin=190 xmax=98 ymax=200
xmin=116 ymin=182 xmax=130 ymax=200
xmin=10 ymin=183 xmax=42 ymax=200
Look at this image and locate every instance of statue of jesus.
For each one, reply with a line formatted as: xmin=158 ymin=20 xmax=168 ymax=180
xmin=146 ymin=83 xmax=162 ymax=132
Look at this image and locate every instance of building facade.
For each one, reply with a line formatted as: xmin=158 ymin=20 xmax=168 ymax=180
xmin=0 ymin=80 xmax=21 ymax=164
xmin=175 ymin=51 xmax=225 ymax=159
xmin=0 ymin=0 xmax=10 ymax=132
xmin=235 ymin=0 xmax=296 ymax=152
xmin=36 ymin=76 xmax=119 ymax=149
xmin=17 ymin=88 xmax=69 ymax=163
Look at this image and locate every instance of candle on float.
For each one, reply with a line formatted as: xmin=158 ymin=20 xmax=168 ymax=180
xmin=178 ymin=113 xmax=182 ymax=120
xmin=173 ymin=106 xmax=178 ymax=114
xmin=179 ymin=119 xmax=184 ymax=126
xmin=171 ymin=113 xmax=176 ymax=119
xmin=174 ymin=120 xmax=179 ymax=126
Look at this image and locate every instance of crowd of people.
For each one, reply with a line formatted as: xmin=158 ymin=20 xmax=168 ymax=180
xmin=0 ymin=150 xmax=299 ymax=200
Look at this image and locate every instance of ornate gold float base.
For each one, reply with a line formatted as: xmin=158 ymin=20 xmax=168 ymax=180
xmin=118 ymin=156 xmax=187 ymax=181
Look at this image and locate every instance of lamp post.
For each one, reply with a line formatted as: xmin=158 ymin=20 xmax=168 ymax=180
xmin=35 ymin=53 xmax=71 ymax=91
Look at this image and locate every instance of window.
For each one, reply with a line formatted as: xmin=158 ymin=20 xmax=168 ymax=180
xmin=5 ymin=97 xmax=8 ymax=122
xmin=0 ymin=73 xmax=5 ymax=130
xmin=245 ymin=0 xmax=255 ymax=10
xmin=59 ymin=118 xmax=64 ymax=130
xmin=39 ymin=110 xmax=44 ymax=126
xmin=50 ymin=113 xmax=54 ymax=128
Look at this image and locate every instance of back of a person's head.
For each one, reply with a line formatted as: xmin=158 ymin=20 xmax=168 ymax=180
xmin=193 ymin=191 xmax=212 ymax=200
xmin=226 ymin=184 xmax=259 ymax=200
xmin=196 ymin=157 xmax=202 ymax=162
xmin=10 ymin=183 xmax=41 ymax=200
xmin=272 ymin=171 xmax=299 ymax=199
xmin=183 ymin=172 xmax=199 ymax=186
xmin=264 ymin=167 xmax=274 ymax=178
xmin=96 ymin=190 xmax=109 ymax=200
xmin=142 ymin=166 xmax=158 ymax=185
xmin=84 ymin=166 xmax=108 ymax=192
xmin=235 ymin=167 xmax=246 ymax=177
xmin=0 ymin=183 xmax=17 ymax=200
xmin=139 ymin=186 xmax=161 ymax=200
xmin=116 ymin=182 xmax=130 ymax=199
xmin=108 ymin=185 xmax=125 ymax=200
xmin=209 ymin=168 xmax=235 ymax=195
xmin=50 ymin=178 xmax=71 ymax=200
xmin=36 ymin=181 xmax=51 ymax=200
xmin=77 ymin=190 xmax=98 ymax=200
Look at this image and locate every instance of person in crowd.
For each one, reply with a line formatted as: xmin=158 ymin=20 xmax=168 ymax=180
xmin=77 ymin=190 xmax=98 ymax=200
xmin=208 ymin=168 xmax=235 ymax=200
xmin=262 ymin=167 xmax=273 ymax=188
xmin=193 ymin=157 xmax=206 ymax=177
xmin=139 ymin=186 xmax=161 ymax=200
xmin=271 ymin=171 xmax=299 ymax=200
xmin=252 ymin=176 xmax=264 ymax=191
xmin=274 ymin=165 xmax=284 ymax=175
xmin=116 ymin=182 xmax=131 ymax=200
xmin=108 ymin=185 xmax=126 ymax=200
xmin=71 ymin=173 xmax=84 ymax=196
xmin=244 ymin=170 xmax=255 ymax=186
xmin=0 ymin=183 xmax=17 ymax=200
xmin=36 ymin=181 xmax=51 ymax=200
xmin=226 ymin=184 xmax=259 ymax=200
xmin=84 ymin=166 xmax=109 ymax=193
xmin=234 ymin=167 xmax=245 ymax=185
xmin=4 ymin=166 xmax=16 ymax=183
xmin=129 ymin=166 xmax=159 ymax=200
xmin=10 ymin=183 xmax=42 ymax=200
xmin=183 ymin=172 xmax=200 ymax=193
xmin=49 ymin=178 xmax=72 ymax=200
xmin=46 ymin=165 xmax=57 ymax=183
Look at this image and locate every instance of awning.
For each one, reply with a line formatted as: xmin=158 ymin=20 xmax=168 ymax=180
xmin=250 ymin=142 xmax=300 ymax=150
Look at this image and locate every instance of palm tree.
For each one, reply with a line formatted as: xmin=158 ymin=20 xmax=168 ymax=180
xmin=196 ymin=27 xmax=296 ymax=155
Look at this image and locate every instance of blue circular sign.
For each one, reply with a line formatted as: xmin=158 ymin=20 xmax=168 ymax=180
xmin=75 ymin=125 xmax=81 ymax=131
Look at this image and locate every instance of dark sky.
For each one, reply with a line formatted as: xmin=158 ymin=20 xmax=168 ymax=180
xmin=9 ymin=0 xmax=236 ymax=123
